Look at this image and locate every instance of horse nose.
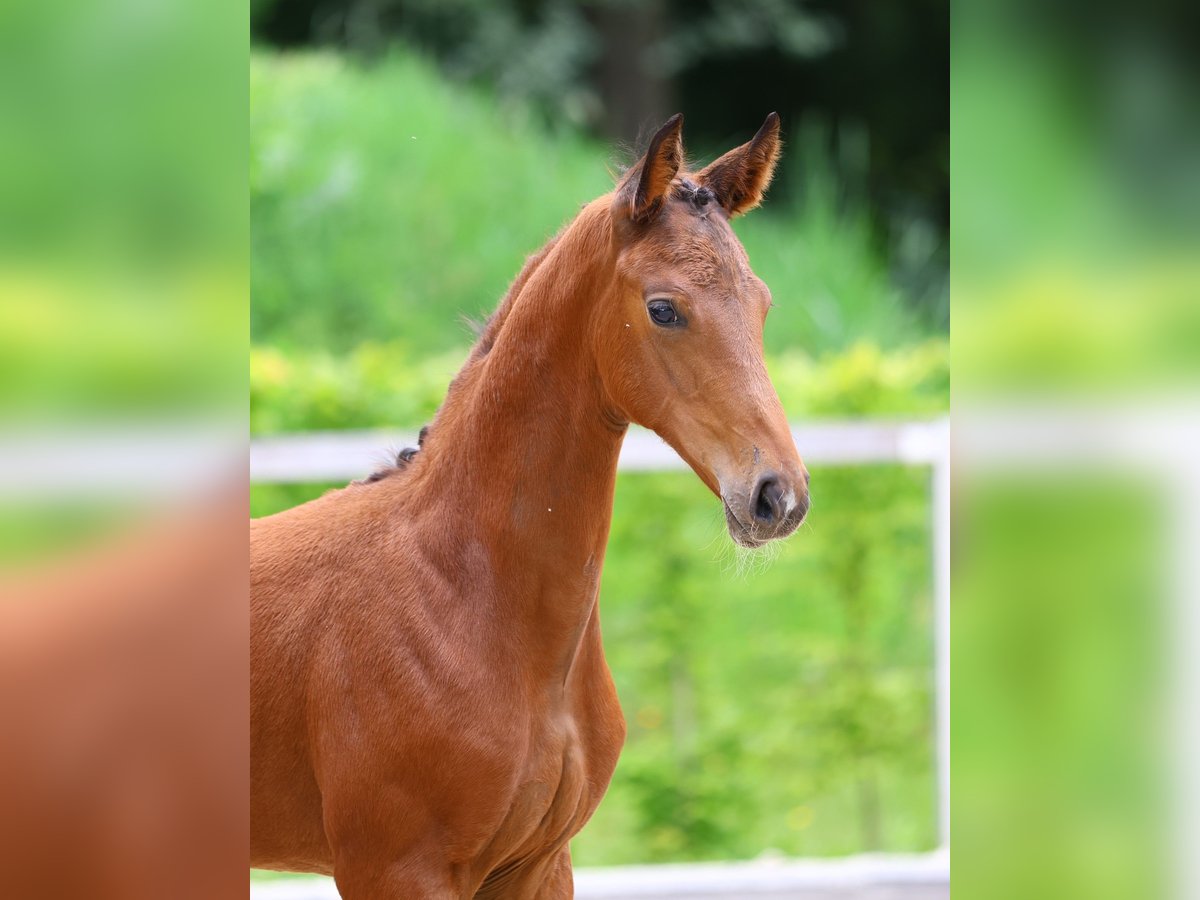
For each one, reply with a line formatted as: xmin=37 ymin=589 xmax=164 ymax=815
xmin=751 ymin=472 xmax=809 ymax=531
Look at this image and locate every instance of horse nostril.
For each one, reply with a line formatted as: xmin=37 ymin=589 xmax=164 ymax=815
xmin=752 ymin=476 xmax=784 ymax=524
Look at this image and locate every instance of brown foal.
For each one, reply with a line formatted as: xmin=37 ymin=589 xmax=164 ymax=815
xmin=250 ymin=113 xmax=809 ymax=898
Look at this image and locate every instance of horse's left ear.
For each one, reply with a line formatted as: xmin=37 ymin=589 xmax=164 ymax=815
xmin=616 ymin=113 xmax=685 ymax=224
xmin=696 ymin=112 xmax=782 ymax=217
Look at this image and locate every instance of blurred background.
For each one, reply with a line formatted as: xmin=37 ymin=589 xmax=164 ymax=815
xmin=0 ymin=0 xmax=248 ymax=895
xmin=248 ymin=0 xmax=949 ymax=883
xmin=953 ymin=0 xmax=1199 ymax=899
xmin=5 ymin=0 xmax=1198 ymax=894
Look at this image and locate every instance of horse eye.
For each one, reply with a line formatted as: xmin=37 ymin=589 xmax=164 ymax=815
xmin=647 ymin=299 xmax=680 ymax=326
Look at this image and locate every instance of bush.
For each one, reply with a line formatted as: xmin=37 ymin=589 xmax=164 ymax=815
xmin=251 ymin=338 xmax=948 ymax=435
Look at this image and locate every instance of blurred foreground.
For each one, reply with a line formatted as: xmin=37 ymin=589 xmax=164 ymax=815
xmin=0 ymin=0 xmax=247 ymax=895
xmin=954 ymin=1 xmax=1199 ymax=898
xmin=0 ymin=494 xmax=248 ymax=900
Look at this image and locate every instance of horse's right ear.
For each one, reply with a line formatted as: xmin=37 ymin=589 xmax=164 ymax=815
xmin=696 ymin=112 xmax=782 ymax=217
xmin=616 ymin=114 xmax=684 ymax=224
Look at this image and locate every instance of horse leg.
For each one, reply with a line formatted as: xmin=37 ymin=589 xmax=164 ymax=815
xmin=536 ymin=848 xmax=574 ymax=900
xmin=475 ymin=847 xmax=573 ymax=900
xmin=332 ymin=851 xmax=471 ymax=900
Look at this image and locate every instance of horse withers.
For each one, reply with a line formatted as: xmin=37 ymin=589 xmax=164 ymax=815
xmin=250 ymin=113 xmax=809 ymax=898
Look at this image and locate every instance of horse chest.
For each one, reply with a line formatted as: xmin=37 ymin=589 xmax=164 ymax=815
xmin=486 ymin=702 xmax=612 ymax=867
xmin=468 ymin=627 xmax=624 ymax=871
xmin=511 ymin=723 xmax=590 ymax=839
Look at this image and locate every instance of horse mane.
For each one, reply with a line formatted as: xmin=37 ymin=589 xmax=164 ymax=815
xmin=355 ymin=222 xmax=571 ymax=487
xmin=468 ymin=232 xmax=564 ymax=362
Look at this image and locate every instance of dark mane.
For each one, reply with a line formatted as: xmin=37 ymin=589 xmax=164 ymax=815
xmin=468 ymin=231 xmax=563 ymax=361
xmin=355 ymin=425 xmax=428 ymax=485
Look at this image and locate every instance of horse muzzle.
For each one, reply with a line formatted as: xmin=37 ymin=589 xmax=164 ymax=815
xmin=722 ymin=469 xmax=810 ymax=548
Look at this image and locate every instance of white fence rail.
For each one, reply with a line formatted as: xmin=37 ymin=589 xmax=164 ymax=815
xmin=249 ymin=421 xmax=948 ymax=483
xmin=252 ymin=850 xmax=950 ymax=900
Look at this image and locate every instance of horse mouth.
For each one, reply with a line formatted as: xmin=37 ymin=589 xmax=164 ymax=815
xmin=723 ymin=501 xmax=767 ymax=549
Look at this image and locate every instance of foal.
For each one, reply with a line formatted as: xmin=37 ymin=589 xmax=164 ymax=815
xmin=251 ymin=113 xmax=809 ymax=898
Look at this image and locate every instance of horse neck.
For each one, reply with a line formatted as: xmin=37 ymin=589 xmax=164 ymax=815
xmin=413 ymin=202 xmax=626 ymax=675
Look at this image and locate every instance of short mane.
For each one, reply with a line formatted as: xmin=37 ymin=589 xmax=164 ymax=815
xmin=356 ymin=213 xmax=576 ymax=486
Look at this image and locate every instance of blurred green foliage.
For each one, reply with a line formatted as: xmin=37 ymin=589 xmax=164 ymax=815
xmin=250 ymin=339 xmax=948 ymax=435
xmin=950 ymin=6 xmax=1193 ymax=895
xmin=952 ymin=10 xmax=1200 ymax=395
xmin=0 ymin=0 xmax=245 ymax=423
xmin=251 ymin=51 xmax=927 ymax=357
xmin=0 ymin=270 xmax=244 ymax=422
xmin=954 ymin=476 xmax=1166 ymax=899
xmin=587 ymin=464 xmax=936 ymax=862
xmin=250 ymin=48 xmax=948 ymax=865
xmin=249 ymin=0 xmax=950 ymax=332
xmin=253 ymin=0 xmax=838 ymax=129
xmin=251 ymin=51 xmax=609 ymax=354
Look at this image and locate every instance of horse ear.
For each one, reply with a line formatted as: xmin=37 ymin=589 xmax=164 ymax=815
xmin=617 ymin=114 xmax=684 ymax=224
xmin=696 ymin=112 xmax=782 ymax=217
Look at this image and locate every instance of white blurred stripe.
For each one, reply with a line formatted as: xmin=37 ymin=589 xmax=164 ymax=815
xmin=955 ymin=400 xmax=1200 ymax=467
xmin=0 ymin=422 xmax=244 ymax=500
xmin=248 ymin=421 xmax=948 ymax=485
xmin=250 ymin=850 xmax=950 ymax=899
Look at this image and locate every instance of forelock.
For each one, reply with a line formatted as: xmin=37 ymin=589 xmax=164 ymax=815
xmin=622 ymin=178 xmax=752 ymax=289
